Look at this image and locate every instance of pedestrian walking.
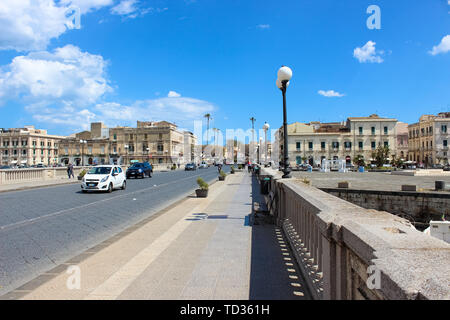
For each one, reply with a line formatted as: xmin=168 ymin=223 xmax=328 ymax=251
xmin=67 ymin=163 xmax=74 ymax=179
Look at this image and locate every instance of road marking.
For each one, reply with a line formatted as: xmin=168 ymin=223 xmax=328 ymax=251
xmin=0 ymin=170 xmax=219 ymax=233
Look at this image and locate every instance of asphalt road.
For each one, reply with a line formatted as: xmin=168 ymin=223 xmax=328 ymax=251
xmin=0 ymin=166 xmax=227 ymax=295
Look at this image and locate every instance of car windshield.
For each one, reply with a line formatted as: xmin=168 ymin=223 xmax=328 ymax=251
xmin=88 ymin=167 xmax=112 ymax=175
xmin=131 ymin=164 xmax=143 ymax=168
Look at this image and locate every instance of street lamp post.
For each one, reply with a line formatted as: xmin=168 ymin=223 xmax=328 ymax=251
xmin=276 ymin=66 xmax=293 ymax=178
xmin=124 ymin=144 xmax=129 ymax=166
xmin=146 ymin=147 xmax=150 ymax=163
xmin=263 ymin=122 xmax=270 ymax=165
xmin=250 ymin=117 xmax=256 ymax=163
xmin=80 ymin=140 xmax=87 ymax=166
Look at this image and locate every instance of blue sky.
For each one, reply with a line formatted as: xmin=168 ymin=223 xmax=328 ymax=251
xmin=0 ymin=0 xmax=449 ymax=141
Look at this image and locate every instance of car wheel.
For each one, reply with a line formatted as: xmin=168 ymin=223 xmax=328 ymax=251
xmin=107 ymin=183 xmax=113 ymax=193
xmin=121 ymin=180 xmax=126 ymax=190
xmin=82 ymin=190 xmax=87 ymax=193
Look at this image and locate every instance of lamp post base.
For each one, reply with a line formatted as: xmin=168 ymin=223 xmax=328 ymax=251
xmin=282 ymin=172 xmax=292 ymax=179
xmin=282 ymin=167 xmax=292 ymax=179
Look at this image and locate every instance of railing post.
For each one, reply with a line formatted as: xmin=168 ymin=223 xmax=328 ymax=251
xmin=321 ymin=233 xmax=336 ymax=300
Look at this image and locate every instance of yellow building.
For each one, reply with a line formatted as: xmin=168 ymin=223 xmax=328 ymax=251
xmin=0 ymin=126 xmax=65 ymax=166
xmin=59 ymin=121 xmax=197 ymax=166
xmin=408 ymin=112 xmax=450 ymax=166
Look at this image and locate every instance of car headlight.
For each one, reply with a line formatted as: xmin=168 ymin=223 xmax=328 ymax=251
xmin=100 ymin=176 xmax=109 ymax=183
xmin=138 ymin=169 xmax=142 ymax=173
xmin=82 ymin=177 xmax=86 ymax=183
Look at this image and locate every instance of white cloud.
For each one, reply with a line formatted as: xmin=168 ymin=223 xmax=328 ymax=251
xmin=429 ymin=35 xmax=450 ymax=56
xmin=256 ymin=24 xmax=270 ymax=29
xmin=28 ymin=95 xmax=216 ymax=133
xmin=353 ymin=41 xmax=384 ymax=63
xmin=60 ymin=0 xmax=114 ymax=14
xmin=168 ymin=91 xmax=181 ymax=98
xmin=110 ymin=0 xmax=161 ymax=18
xmin=110 ymin=0 xmax=138 ymax=16
xmin=0 ymin=0 xmax=114 ymax=52
xmin=0 ymin=45 xmax=112 ymax=107
xmin=318 ymin=90 xmax=345 ymax=98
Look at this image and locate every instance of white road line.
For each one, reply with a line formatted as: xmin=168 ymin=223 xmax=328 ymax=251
xmin=0 ymin=170 xmax=218 ymax=233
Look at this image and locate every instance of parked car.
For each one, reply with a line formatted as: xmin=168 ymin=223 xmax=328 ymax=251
xmin=444 ymin=165 xmax=450 ymax=172
xmin=0 ymin=165 xmax=11 ymax=169
xmin=81 ymin=165 xmax=126 ymax=193
xmin=185 ymin=163 xmax=197 ymax=171
xmin=126 ymin=162 xmax=153 ymax=179
xmin=198 ymin=162 xmax=208 ymax=169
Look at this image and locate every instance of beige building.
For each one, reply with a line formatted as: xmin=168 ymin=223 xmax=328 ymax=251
xmin=395 ymin=122 xmax=409 ymax=161
xmin=408 ymin=112 xmax=450 ymax=166
xmin=0 ymin=126 xmax=65 ymax=166
xmin=277 ymin=114 xmax=398 ymax=167
xmin=59 ymin=121 xmax=197 ymax=166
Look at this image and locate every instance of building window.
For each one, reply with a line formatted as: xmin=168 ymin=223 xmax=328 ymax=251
xmin=296 ymin=156 xmax=302 ymax=165
xmin=384 ymin=126 xmax=388 ymax=135
xmin=157 ymin=144 xmax=163 ymax=152
xmin=384 ymin=141 xmax=389 ymax=148
xmin=442 ymin=125 xmax=448 ymax=133
xmin=332 ymin=142 xmax=339 ymax=149
xmin=371 ymin=141 xmax=376 ymax=149
xmin=371 ymin=127 xmax=375 ymax=135
xmin=113 ymin=134 xmax=117 ymax=140
xmin=358 ymin=141 xmax=363 ymax=149
xmin=321 ymin=141 xmax=326 ymax=150
xmin=444 ymin=140 xmax=448 ymax=147
xmin=359 ymin=127 xmax=363 ymax=135
xmin=344 ymin=141 xmax=352 ymax=149
xmin=296 ymin=142 xmax=301 ymax=151
xmin=308 ymin=142 xmax=313 ymax=150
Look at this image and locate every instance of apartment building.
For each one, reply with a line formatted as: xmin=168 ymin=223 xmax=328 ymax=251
xmin=0 ymin=126 xmax=65 ymax=166
xmin=277 ymin=114 xmax=398 ymax=167
xmin=59 ymin=121 xmax=197 ymax=166
xmin=408 ymin=112 xmax=450 ymax=166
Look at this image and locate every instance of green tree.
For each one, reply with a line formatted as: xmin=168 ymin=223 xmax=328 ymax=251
xmin=372 ymin=145 xmax=390 ymax=167
xmin=353 ymin=155 xmax=365 ymax=167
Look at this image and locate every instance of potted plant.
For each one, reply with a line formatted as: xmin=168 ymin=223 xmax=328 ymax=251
xmin=218 ymin=170 xmax=226 ymax=181
xmin=230 ymin=166 xmax=235 ymax=174
xmin=78 ymin=169 xmax=87 ymax=180
xmin=195 ymin=177 xmax=209 ymax=197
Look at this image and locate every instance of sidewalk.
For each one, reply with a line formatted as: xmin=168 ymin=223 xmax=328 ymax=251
xmin=0 ymin=177 xmax=79 ymax=193
xmin=2 ymin=172 xmax=310 ymax=300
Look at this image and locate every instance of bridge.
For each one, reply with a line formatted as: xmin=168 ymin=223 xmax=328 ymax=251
xmin=0 ymin=167 xmax=448 ymax=300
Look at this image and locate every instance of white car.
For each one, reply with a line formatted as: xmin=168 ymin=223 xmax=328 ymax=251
xmin=81 ymin=165 xmax=126 ymax=193
xmin=199 ymin=162 xmax=208 ymax=169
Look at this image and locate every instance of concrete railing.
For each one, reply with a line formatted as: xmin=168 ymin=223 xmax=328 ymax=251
xmin=260 ymin=168 xmax=450 ymax=300
xmin=0 ymin=164 xmax=188 ymax=184
xmin=0 ymin=167 xmax=94 ymax=185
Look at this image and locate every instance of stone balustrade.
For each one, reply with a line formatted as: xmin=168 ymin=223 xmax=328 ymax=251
xmin=0 ymin=164 xmax=187 ymax=185
xmin=0 ymin=167 xmax=93 ymax=185
xmin=260 ymin=167 xmax=450 ymax=300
